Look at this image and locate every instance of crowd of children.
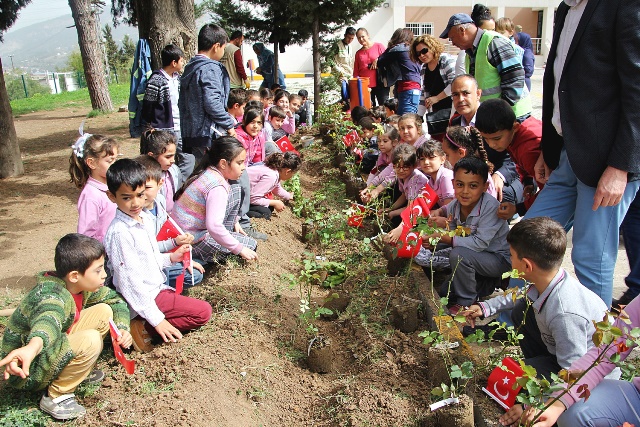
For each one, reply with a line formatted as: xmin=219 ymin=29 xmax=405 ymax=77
xmin=2 ymin=22 xmax=638 ymax=427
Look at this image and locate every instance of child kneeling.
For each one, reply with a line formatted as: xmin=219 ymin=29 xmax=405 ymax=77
xmin=415 ymin=157 xmax=511 ymax=314
xmin=0 ymin=234 xmax=132 ymax=420
xmin=104 ymin=159 xmax=212 ymax=353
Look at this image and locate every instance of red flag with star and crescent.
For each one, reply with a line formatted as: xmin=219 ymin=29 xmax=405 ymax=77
xmin=483 ymin=357 xmax=524 ymax=410
xmin=156 ymin=216 xmax=192 ymax=294
xmin=275 ymin=136 xmax=300 ymax=155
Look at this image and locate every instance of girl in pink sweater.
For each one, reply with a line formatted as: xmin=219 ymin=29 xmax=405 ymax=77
xmin=172 ymin=137 xmax=258 ymax=263
xmin=235 ymin=108 xmax=266 ymax=166
xmin=69 ymin=133 xmax=119 ymax=243
xmin=247 ymin=152 xmax=301 ymax=220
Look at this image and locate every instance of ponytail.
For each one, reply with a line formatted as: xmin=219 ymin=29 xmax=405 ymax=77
xmin=69 ymin=134 xmax=119 ymax=189
xmin=446 ymin=126 xmax=494 ymax=174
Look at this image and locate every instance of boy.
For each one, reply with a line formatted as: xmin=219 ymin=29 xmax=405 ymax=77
xmin=296 ymin=89 xmax=313 ymax=126
xmin=142 ymin=44 xmax=194 ymax=181
xmin=264 ymin=106 xmax=287 ymax=153
xmin=415 ymin=157 xmax=512 ymax=314
xmin=462 ymin=217 xmax=608 ymax=422
xmin=475 ymin=98 xmax=543 ymax=219
xmin=104 ymin=159 xmax=212 ymax=352
xmin=135 ymin=155 xmax=205 ymax=288
xmin=179 ymin=24 xmax=235 ymax=164
xmin=0 ymin=234 xmax=132 ymax=420
xmin=228 ymin=87 xmax=248 ymax=124
xmin=246 ymin=89 xmax=260 ymax=103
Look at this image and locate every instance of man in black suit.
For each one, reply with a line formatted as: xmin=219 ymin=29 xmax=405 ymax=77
xmin=527 ymin=0 xmax=640 ymax=306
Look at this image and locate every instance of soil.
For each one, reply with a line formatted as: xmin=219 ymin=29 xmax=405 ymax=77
xmin=0 ymin=108 xmax=506 ymax=426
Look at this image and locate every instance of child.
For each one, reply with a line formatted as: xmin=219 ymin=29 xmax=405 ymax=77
xmin=272 ymin=90 xmax=296 ymax=134
xmin=70 ymin=133 xmax=119 ymax=243
xmin=462 ymin=218 xmax=608 ymax=425
xmin=359 ymin=116 xmax=380 ymax=175
xmin=247 ymin=152 xmax=302 ymax=219
xmin=416 ymin=140 xmax=454 ymax=207
xmin=104 ymin=159 xmax=212 ymax=353
xmin=386 ymin=114 xmax=401 ymax=129
xmin=140 ymin=129 xmax=182 ymax=214
xmin=351 ymin=106 xmax=370 ymax=125
xmin=227 ymin=87 xmax=248 ymax=124
xmin=398 ymin=113 xmax=429 ymax=148
xmin=259 ymin=88 xmax=274 ymax=108
xmin=288 ymin=93 xmax=302 ymax=118
xmin=475 ymin=98 xmax=543 ymax=219
xmin=141 ymin=44 xmax=194 ymax=181
xmin=0 ymin=233 xmax=132 ymax=420
xmin=414 ymin=157 xmax=511 ymax=314
xmin=172 ymin=137 xmax=259 ymax=264
xmin=370 ymin=105 xmax=386 ymax=123
xmin=383 ymin=98 xmax=398 ymax=117
xmin=246 ymin=89 xmax=260 ymax=103
xmin=297 ymin=89 xmax=314 ymax=126
xmin=135 ymin=155 xmax=205 ymax=289
xmin=365 ymin=125 xmax=400 ymax=185
xmin=179 ymin=24 xmax=235 ymax=164
xmin=442 ymin=126 xmax=498 ymax=199
xmin=264 ymin=106 xmax=287 ymax=148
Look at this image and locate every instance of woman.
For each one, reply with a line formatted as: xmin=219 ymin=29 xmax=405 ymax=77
xmin=377 ymin=28 xmax=422 ymax=115
xmin=495 ymin=17 xmax=535 ymax=91
xmin=353 ymin=28 xmax=387 ymax=107
xmin=411 ymin=34 xmax=455 ymax=121
xmin=252 ymin=43 xmax=286 ymax=90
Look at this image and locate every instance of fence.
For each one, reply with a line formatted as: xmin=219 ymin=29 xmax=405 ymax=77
xmin=7 ymin=70 xmax=126 ymax=100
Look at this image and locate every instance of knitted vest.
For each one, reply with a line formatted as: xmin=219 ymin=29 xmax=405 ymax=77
xmin=172 ymin=168 xmax=228 ymax=240
xmin=221 ymin=44 xmax=242 ymax=88
xmin=466 ymin=31 xmax=532 ymax=118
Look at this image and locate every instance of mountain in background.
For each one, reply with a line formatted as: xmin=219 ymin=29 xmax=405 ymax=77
xmin=0 ymin=11 xmax=137 ymax=73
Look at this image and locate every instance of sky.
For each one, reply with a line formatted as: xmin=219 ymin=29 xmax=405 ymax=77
xmin=7 ymin=0 xmax=70 ymax=33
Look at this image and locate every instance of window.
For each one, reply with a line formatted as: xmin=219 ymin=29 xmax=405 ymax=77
xmin=405 ymin=22 xmax=434 ymax=36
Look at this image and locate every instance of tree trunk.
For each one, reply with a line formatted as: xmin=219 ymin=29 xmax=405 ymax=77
xmin=0 ymin=58 xmax=24 ymax=178
xmin=273 ymin=41 xmax=279 ymax=87
xmin=312 ymin=16 xmax=320 ymax=122
xmin=68 ymin=0 xmax=113 ymax=112
xmin=133 ymin=0 xmax=197 ymax=69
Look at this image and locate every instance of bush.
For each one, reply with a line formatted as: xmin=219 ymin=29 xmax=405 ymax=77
xmin=4 ymin=74 xmax=51 ymax=101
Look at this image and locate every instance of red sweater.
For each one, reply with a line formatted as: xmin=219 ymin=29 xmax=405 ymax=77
xmin=508 ymin=116 xmax=542 ymax=183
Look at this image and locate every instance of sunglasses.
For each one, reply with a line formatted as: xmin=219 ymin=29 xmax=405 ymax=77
xmin=416 ymin=47 xmax=429 ymax=56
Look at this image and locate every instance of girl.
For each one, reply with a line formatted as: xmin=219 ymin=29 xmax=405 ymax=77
xmin=247 ymin=152 xmax=302 ymax=220
xmin=271 ymin=90 xmax=295 ymax=135
xmin=365 ymin=125 xmax=400 ymax=185
xmin=70 ymin=133 xmax=119 ymax=242
xmin=416 ymin=140 xmax=454 ymax=207
xmin=235 ymin=108 xmax=266 ymax=167
xmin=398 ymin=113 xmax=429 ymax=148
xmin=172 ymin=137 xmax=258 ymax=262
xmin=259 ymin=88 xmax=274 ymax=108
xmin=140 ymin=129 xmax=181 ymax=213
xmin=442 ymin=126 xmax=497 ymax=199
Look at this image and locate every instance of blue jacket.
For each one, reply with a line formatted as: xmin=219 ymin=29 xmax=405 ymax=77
xmin=377 ymin=44 xmax=421 ymax=88
xmin=178 ymin=55 xmax=234 ymax=149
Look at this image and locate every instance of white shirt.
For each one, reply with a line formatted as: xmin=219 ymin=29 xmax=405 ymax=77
xmin=161 ymin=69 xmax=181 ymax=132
xmin=552 ymin=0 xmax=588 ymax=136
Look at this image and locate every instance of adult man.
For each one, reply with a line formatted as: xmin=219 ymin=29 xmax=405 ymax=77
xmin=449 ymin=74 xmax=522 ymax=207
xmin=527 ymin=0 xmax=640 ymax=306
xmin=333 ymin=27 xmax=356 ymax=80
xmin=220 ymin=30 xmax=249 ymax=89
xmin=440 ymin=13 xmax=531 ymax=121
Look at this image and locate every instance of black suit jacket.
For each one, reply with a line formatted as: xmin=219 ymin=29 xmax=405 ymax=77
xmin=542 ymin=0 xmax=640 ymax=187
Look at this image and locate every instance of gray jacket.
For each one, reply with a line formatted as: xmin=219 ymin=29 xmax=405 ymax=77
xmin=479 ymin=268 xmax=607 ymax=369
xmin=178 ymin=55 xmax=234 ymax=149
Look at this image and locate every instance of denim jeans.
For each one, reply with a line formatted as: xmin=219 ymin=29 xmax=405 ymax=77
xmin=396 ymin=89 xmax=420 ymax=115
xmin=164 ymin=260 xmax=204 ymax=290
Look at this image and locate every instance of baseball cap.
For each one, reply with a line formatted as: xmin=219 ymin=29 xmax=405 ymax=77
xmin=439 ymin=13 xmax=474 ymax=38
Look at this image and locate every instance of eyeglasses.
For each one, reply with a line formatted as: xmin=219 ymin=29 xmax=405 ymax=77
xmin=416 ymin=47 xmax=429 ymax=56
xmin=393 ymin=164 xmax=412 ymax=171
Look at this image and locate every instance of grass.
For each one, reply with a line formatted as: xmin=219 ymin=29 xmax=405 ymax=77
xmin=10 ymin=84 xmax=130 ymax=117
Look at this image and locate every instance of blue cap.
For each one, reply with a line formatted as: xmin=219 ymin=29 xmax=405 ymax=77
xmin=439 ymin=13 xmax=474 ymax=38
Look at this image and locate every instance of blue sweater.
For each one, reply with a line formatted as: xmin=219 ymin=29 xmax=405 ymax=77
xmin=377 ymin=44 xmax=422 ymax=88
xmin=178 ymin=55 xmax=234 ymax=149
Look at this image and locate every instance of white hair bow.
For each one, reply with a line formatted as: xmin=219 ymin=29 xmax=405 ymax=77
xmin=71 ymin=121 xmax=92 ymax=158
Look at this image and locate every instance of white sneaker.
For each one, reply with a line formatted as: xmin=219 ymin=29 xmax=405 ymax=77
xmin=40 ymin=393 xmax=86 ymax=420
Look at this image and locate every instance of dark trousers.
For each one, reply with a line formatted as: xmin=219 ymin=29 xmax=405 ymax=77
xmin=621 ymin=194 xmax=640 ymax=299
xmin=247 ymin=205 xmax=273 ymax=220
xmin=370 ymin=86 xmax=389 ymax=107
xmin=511 ymin=299 xmax=561 ymax=379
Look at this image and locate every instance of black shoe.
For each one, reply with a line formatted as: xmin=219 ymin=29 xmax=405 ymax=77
xmin=612 ymin=290 xmax=639 ymax=307
xmin=243 ymin=226 xmax=268 ymax=241
xmin=462 ymin=324 xmax=509 ymax=341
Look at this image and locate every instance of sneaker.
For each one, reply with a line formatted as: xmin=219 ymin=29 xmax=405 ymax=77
xmin=80 ymin=369 xmax=104 ymax=385
xmin=130 ymin=318 xmax=154 ymax=352
xmin=243 ymin=226 xmax=268 ymax=241
xmin=612 ymin=290 xmax=639 ymax=308
xmin=462 ymin=324 xmax=509 ymax=341
xmin=40 ymin=394 xmax=86 ymax=420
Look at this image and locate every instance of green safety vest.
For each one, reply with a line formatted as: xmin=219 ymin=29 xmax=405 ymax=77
xmin=466 ymin=30 xmax=532 ymax=118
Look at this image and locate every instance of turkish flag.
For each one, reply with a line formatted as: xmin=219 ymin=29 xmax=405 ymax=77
xmin=109 ymin=320 xmax=135 ymax=374
xmin=482 ymin=357 xmax=524 ymax=410
xmin=342 ymin=130 xmax=361 ymax=147
xmin=399 ymin=184 xmax=439 ymax=227
xmin=347 ymin=203 xmax=366 ymax=227
xmin=395 ymin=225 xmax=423 ymax=258
xmin=275 ymin=136 xmax=300 ymax=155
xmin=156 ymin=216 xmax=192 ymax=294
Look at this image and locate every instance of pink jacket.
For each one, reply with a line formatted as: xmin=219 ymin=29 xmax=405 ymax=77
xmin=247 ymin=165 xmax=293 ymax=207
xmin=77 ymin=177 xmax=116 ymax=243
xmin=235 ymin=126 xmax=266 ymax=165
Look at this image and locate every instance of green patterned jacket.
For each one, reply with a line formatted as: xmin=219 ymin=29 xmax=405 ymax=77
xmin=0 ymin=272 xmax=130 ymax=391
